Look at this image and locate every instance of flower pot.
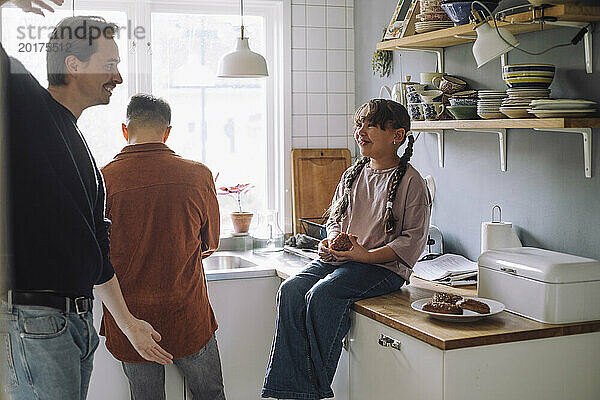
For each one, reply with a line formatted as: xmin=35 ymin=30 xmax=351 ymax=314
xmin=231 ymin=212 xmax=253 ymax=234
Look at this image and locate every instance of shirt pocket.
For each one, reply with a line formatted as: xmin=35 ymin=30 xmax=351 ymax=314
xmin=22 ymin=314 xmax=68 ymax=339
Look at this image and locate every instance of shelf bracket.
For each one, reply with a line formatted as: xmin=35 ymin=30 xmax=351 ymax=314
xmin=412 ymin=130 xmax=444 ymax=168
xmin=542 ymin=21 xmax=593 ymax=74
xmin=452 ymin=129 xmax=507 ymax=172
xmin=533 ymin=128 xmax=593 ymax=178
xmin=394 ymin=47 xmax=445 ymax=73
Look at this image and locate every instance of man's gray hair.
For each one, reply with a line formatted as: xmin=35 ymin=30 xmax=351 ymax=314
xmin=126 ymin=94 xmax=172 ymax=127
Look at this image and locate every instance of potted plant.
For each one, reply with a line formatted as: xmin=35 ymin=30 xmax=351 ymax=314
xmin=217 ymin=182 xmax=254 ymax=234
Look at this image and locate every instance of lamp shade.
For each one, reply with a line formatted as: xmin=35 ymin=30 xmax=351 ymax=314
xmin=217 ymin=37 xmax=268 ymax=78
xmin=472 ymin=23 xmax=519 ymax=68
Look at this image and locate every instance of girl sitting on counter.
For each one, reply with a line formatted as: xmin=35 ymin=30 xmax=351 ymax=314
xmin=262 ymin=99 xmax=432 ymax=400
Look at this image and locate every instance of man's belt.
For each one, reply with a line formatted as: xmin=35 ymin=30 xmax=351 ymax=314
xmin=7 ymin=291 xmax=93 ymax=314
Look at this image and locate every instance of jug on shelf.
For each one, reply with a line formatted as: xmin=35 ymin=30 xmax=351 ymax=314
xmin=379 ymin=83 xmax=403 ymax=103
xmin=252 ymin=210 xmax=284 ymax=253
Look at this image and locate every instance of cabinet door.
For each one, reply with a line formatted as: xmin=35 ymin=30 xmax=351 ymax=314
xmin=331 ymin=346 xmax=349 ymax=400
xmin=206 ymin=276 xmax=281 ymax=400
xmin=348 ymin=312 xmax=443 ymax=400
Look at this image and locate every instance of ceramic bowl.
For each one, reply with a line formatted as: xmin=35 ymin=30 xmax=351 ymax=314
xmin=419 ymin=90 xmax=444 ymax=103
xmin=449 ymin=97 xmax=478 ymax=106
xmin=440 ymin=1 xmax=498 ymax=26
xmin=447 ymin=105 xmax=478 ymax=120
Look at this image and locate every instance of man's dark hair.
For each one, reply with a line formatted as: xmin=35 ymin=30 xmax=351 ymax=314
xmin=47 ymin=16 xmax=119 ymax=86
xmin=126 ymin=94 xmax=172 ymax=127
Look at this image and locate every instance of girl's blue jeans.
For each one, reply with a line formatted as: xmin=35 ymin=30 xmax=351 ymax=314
xmin=261 ymin=260 xmax=405 ymax=400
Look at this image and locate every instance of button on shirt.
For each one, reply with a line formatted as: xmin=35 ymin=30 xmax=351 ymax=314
xmin=100 ymin=143 xmax=220 ymax=362
xmin=2 ymin=45 xmax=115 ymax=298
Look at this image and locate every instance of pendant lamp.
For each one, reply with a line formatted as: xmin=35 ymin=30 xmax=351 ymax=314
xmin=217 ymin=0 xmax=269 ymax=78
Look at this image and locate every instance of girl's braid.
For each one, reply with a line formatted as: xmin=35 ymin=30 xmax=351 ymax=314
xmin=383 ymin=134 xmax=415 ymax=234
xmin=327 ymin=156 xmax=370 ymax=222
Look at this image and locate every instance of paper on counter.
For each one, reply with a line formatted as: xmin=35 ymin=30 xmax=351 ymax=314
xmin=413 ymin=253 xmax=477 ymax=281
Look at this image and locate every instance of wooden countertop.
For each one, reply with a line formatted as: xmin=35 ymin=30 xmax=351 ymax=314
xmin=352 ymin=277 xmax=600 ymax=350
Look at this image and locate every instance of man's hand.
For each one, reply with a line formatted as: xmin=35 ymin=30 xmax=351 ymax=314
xmin=3 ymin=0 xmax=63 ymax=15
xmin=121 ymin=318 xmax=174 ymax=365
xmin=328 ymin=235 xmax=370 ymax=263
xmin=318 ymin=238 xmax=336 ymax=262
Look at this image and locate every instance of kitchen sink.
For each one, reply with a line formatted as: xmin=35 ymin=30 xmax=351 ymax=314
xmin=203 ymin=255 xmax=258 ymax=270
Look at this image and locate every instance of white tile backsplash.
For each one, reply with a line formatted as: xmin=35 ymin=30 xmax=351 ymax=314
xmin=291 ymin=0 xmax=354 ymax=150
xmin=306 ymin=49 xmax=327 ymax=70
xmin=292 ymin=49 xmax=307 ymax=70
xmin=346 ymin=50 xmax=354 ymax=71
xmin=346 ymin=7 xmax=354 ymax=28
xmin=292 ymin=115 xmax=308 ymax=137
xmin=326 ymin=28 xmax=346 ymax=50
xmin=326 ymin=7 xmax=346 ymax=28
xmin=292 ymin=136 xmax=308 ymax=148
xmin=306 ymin=6 xmax=326 ymax=27
xmin=307 ymin=94 xmax=328 ymax=114
xmin=307 ymin=115 xmax=328 ymax=136
xmin=346 ymin=28 xmax=354 ymax=50
xmin=346 ymin=71 xmax=355 ymax=92
xmin=328 ymin=93 xmax=347 ymax=114
xmin=291 ymin=5 xmax=306 ymax=26
xmin=328 ymin=136 xmax=348 ymax=148
xmin=327 ymin=115 xmax=350 ymax=136
xmin=327 ymin=71 xmax=347 ymax=93
xmin=306 ymin=71 xmax=327 ymax=93
xmin=327 ymin=50 xmax=346 ymax=71
xmin=306 ymin=27 xmax=327 ymax=49
xmin=293 ymin=93 xmax=307 ymax=115
xmin=308 ymin=136 xmax=328 ymax=148
xmin=292 ymin=27 xmax=306 ymax=48
xmin=292 ymin=71 xmax=307 ymax=92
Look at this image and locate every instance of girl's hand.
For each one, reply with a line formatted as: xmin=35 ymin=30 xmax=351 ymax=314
xmin=318 ymin=238 xmax=336 ymax=262
xmin=328 ymin=235 xmax=371 ymax=263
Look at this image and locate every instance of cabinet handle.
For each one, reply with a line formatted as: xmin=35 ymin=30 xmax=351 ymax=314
xmin=378 ymin=334 xmax=401 ymax=351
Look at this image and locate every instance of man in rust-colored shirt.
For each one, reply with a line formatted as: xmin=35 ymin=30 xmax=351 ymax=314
xmin=101 ymin=94 xmax=224 ymax=400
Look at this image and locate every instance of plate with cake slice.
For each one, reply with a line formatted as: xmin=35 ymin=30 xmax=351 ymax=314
xmin=411 ymin=292 xmax=505 ymax=322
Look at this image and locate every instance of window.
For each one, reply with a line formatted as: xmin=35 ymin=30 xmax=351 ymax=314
xmin=1 ymin=0 xmax=286 ymax=234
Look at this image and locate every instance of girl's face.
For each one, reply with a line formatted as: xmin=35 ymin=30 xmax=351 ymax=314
xmin=354 ymin=119 xmax=404 ymax=159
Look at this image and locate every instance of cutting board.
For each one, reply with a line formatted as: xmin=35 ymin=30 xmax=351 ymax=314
xmin=291 ymin=148 xmax=351 ymax=234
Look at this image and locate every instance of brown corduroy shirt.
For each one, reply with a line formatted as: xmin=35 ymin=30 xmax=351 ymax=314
xmin=100 ymin=143 xmax=220 ymax=363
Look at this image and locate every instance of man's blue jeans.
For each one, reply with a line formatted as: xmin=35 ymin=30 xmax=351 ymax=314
xmin=261 ymin=260 xmax=405 ymax=400
xmin=1 ymin=303 xmax=99 ymax=400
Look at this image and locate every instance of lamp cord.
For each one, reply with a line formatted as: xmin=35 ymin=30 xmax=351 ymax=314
xmin=472 ymin=1 xmax=591 ymax=56
xmin=240 ymin=0 xmax=245 ymax=39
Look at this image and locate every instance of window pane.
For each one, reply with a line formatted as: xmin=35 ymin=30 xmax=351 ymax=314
xmin=1 ymin=9 xmax=130 ymax=167
xmin=151 ymin=12 xmax=267 ymax=232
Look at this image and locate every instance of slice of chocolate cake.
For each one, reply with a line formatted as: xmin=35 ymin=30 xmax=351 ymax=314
xmin=457 ymin=298 xmax=490 ymax=314
xmin=422 ymin=301 xmax=463 ymax=315
xmin=432 ymin=292 xmax=463 ymax=305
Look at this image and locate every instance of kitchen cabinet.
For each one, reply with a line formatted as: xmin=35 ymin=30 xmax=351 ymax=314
xmin=347 ymin=311 xmax=600 ymax=400
xmin=206 ymin=276 xmax=280 ymax=400
xmin=88 ymin=275 xmax=280 ymax=400
xmin=347 ymin=312 xmax=443 ymax=400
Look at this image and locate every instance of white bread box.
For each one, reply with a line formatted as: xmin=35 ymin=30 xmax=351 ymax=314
xmin=478 ymin=247 xmax=600 ymax=324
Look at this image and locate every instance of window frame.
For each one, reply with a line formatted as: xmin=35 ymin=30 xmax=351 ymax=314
xmin=0 ymin=0 xmax=292 ymax=232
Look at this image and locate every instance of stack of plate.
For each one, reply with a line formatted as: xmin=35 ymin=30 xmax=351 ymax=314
xmin=499 ymin=88 xmax=551 ymax=119
xmin=477 ymin=90 xmax=507 ymax=119
xmin=415 ymin=20 xmax=454 ymax=33
xmin=528 ymin=99 xmax=597 ymax=118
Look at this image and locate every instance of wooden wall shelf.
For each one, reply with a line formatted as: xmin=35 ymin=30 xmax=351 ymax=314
xmin=377 ymin=5 xmax=600 ymax=51
xmin=410 ymin=118 xmax=597 ymax=178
